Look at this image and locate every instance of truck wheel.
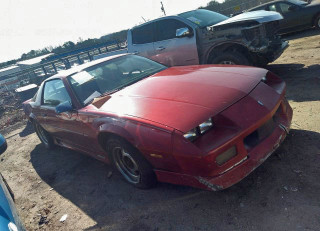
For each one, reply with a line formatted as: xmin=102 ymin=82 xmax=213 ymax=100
xmin=106 ymin=137 xmax=157 ymax=189
xmin=315 ymin=15 xmax=320 ymax=29
xmin=210 ymin=51 xmax=250 ymax=65
xmin=33 ymin=121 xmax=55 ymax=149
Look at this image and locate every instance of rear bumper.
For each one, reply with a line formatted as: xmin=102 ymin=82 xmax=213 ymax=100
xmin=155 ymin=100 xmax=293 ymax=191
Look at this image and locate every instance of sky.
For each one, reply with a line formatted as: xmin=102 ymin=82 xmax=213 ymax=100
xmin=0 ymin=0 xmax=224 ymax=63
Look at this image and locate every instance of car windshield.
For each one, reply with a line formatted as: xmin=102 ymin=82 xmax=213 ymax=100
xmin=67 ymin=55 xmax=167 ymax=106
xmin=287 ymin=0 xmax=308 ymax=5
xmin=179 ymin=9 xmax=229 ymax=27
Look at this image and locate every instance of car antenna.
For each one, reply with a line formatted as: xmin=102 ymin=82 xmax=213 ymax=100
xmin=160 ymin=1 xmax=166 ymax=16
xmin=141 ymin=16 xmax=147 ymax=22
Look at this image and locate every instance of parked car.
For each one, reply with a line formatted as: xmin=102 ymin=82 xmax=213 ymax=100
xmin=95 ymin=9 xmax=288 ymax=67
xmin=0 ymin=134 xmax=25 ymax=231
xmin=23 ymin=54 xmax=292 ymax=191
xmin=0 ymin=134 xmax=7 ymax=154
xmin=247 ymin=0 xmax=320 ymax=33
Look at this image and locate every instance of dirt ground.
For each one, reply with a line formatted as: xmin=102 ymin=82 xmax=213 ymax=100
xmin=0 ymin=29 xmax=320 ymax=231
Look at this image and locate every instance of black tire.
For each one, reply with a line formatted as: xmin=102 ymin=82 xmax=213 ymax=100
xmin=210 ymin=51 xmax=251 ymax=66
xmin=33 ymin=121 xmax=55 ymax=149
xmin=315 ymin=15 xmax=320 ymax=29
xmin=106 ymin=137 xmax=157 ymax=189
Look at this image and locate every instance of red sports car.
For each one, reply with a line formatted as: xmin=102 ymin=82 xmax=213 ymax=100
xmin=23 ymin=54 xmax=292 ymax=191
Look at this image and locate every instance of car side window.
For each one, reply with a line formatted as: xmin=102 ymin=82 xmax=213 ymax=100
xmin=268 ymin=4 xmax=277 ymax=12
xmin=132 ymin=23 xmax=154 ymax=44
xmin=155 ymin=19 xmax=191 ymax=42
xmin=42 ymin=79 xmax=71 ymax=107
xmin=279 ymin=3 xmax=292 ymax=13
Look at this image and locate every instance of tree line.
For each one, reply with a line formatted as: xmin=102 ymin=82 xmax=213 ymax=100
xmin=1 ymin=0 xmax=263 ymax=70
xmin=0 ymin=29 xmax=128 ymax=69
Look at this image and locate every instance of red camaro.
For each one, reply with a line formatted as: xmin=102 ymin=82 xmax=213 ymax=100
xmin=23 ymin=54 xmax=292 ymax=191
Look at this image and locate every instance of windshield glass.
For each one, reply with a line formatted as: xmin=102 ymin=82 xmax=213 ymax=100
xmin=179 ymin=9 xmax=229 ymax=27
xmin=287 ymin=0 xmax=308 ymax=5
xmin=67 ymin=55 xmax=166 ymax=106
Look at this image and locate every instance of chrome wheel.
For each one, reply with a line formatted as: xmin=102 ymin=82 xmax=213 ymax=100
xmin=112 ymin=147 xmax=141 ymax=184
xmin=220 ymin=60 xmax=236 ymax=65
xmin=35 ymin=123 xmax=48 ymax=145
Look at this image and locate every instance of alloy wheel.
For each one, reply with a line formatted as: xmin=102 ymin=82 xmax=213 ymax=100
xmin=112 ymin=146 xmax=141 ymax=184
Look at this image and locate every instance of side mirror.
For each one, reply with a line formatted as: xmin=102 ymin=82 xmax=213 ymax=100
xmin=0 ymin=134 xmax=7 ymax=155
xmin=176 ymin=27 xmax=192 ymax=38
xmin=55 ymin=101 xmax=73 ymax=114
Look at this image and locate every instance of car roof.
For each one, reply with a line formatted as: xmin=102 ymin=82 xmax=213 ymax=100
xmin=45 ymin=53 xmax=129 ymax=81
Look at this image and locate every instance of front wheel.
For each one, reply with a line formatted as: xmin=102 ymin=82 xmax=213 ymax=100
xmin=33 ymin=121 xmax=55 ymax=149
xmin=106 ymin=138 xmax=157 ymax=189
xmin=210 ymin=51 xmax=250 ymax=66
xmin=315 ymin=15 xmax=320 ymax=29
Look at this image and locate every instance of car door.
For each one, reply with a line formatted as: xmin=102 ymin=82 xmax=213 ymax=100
xmin=128 ymin=22 xmax=157 ymax=59
xmin=266 ymin=2 xmax=307 ymax=32
xmin=152 ymin=18 xmax=199 ymax=66
xmin=277 ymin=2 xmax=306 ymax=30
xmin=41 ymin=79 xmax=87 ymax=150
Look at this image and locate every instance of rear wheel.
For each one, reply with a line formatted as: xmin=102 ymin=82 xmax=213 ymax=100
xmin=315 ymin=15 xmax=320 ymax=29
xmin=210 ymin=51 xmax=250 ymax=66
xmin=33 ymin=121 xmax=55 ymax=149
xmin=106 ymin=137 xmax=157 ymax=189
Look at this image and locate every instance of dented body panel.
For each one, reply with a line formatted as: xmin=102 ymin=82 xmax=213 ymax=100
xmin=198 ymin=11 xmax=288 ymax=65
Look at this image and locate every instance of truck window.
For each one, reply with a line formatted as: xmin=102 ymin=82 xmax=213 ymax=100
xmin=155 ymin=19 xmax=191 ymax=42
xmin=132 ymin=23 xmax=154 ymax=44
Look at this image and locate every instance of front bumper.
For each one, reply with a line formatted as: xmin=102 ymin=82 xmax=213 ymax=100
xmin=155 ymin=98 xmax=293 ymax=191
xmin=255 ymin=40 xmax=289 ymax=63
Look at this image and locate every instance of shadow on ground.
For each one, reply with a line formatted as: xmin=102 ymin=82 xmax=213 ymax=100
xmin=29 ymin=129 xmax=320 ymax=231
xmin=267 ymin=64 xmax=320 ymax=102
xmin=19 ymin=121 xmax=34 ymax=137
xmin=282 ymin=28 xmax=320 ymax=41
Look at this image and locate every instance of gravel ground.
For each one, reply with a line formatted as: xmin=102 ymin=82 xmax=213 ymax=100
xmin=0 ymin=29 xmax=319 ymax=231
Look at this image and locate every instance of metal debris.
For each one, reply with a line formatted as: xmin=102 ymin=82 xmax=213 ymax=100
xmin=59 ymin=214 xmax=68 ymax=222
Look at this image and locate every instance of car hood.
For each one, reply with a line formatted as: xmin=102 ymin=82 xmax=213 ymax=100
xmin=99 ymin=66 xmax=268 ymax=133
xmin=213 ymin=10 xmax=283 ymax=27
xmin=308 ymin=0 xmax=320 ymax=6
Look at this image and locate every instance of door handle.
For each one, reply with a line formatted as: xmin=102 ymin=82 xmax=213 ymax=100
xmin=156 ymin=46 xmax=165 ymax=51
xmin=133 ymin=51 xmax=140 ymax=55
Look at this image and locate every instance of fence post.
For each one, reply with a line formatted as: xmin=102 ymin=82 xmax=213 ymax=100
xmin=63 ymin=59 xmax=71 ymax=69
xmin=88 ymin=52 xmax=92 ymax=61
xmin=77 ymin=55 xmax=83 ymax=65
xmin=52 ymin=63 xmax=57 ymax=73
xmin=41 ymin=66 xmax=48 ymax=77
